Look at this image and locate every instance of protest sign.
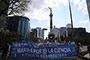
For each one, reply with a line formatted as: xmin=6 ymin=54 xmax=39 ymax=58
xmin=10 ymin=41 xmax=78 ymax=58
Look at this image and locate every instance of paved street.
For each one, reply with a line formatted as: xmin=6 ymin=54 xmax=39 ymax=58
xmin=6 ymin=57 xmax=88 ymax=60
xmin=0 ymin=51 xmax=89 ymax=60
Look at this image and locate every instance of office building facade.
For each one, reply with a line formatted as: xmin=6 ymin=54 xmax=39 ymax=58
xmin=53 ymin=26 xmax=60 ymax=38
xmin=66 ymin=24 xmax=72 ymax=28
xmin=67 ymin=28 xmax=86 ymax=37
xmin=31 ymin=27 xmax=47 ymax=39
xmin=60 ymin=27 xmax=66 ymax=37
xmin=7 ymin=16 xmax=30 ymax=39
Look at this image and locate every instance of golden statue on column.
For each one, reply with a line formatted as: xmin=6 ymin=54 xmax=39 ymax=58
xmin=48 ymin=7 xmax=55 ymax=42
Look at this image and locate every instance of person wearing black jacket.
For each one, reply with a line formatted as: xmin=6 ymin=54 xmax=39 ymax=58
xmin=1 ymin=42 xmax=9 ymax=60
xmin=88 ymin=45 xmax=90 ymax=58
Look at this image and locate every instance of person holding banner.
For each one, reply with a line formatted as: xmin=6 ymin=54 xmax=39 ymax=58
xmin=88 ymin=45 xmax=90 ymax=58
xmin=1 ymin=42 xmax=9 ymax=60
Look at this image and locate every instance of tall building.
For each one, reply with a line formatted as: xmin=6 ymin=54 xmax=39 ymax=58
xmin=31 ymin=29 xmax=37 ymax=37
xmin=60 ymin=27 xmax=66 ymax=37
xmin=66 ymin=24 xmax=72 ymax=28
xmin=42 ymin=28 xmax=47 ymax=39
xmin=66 ymin=24 xmax=72 ymax=37
xmin=7 ymin=16 xmax=30 ymax=39
xmin=32 ymin=27 xmax=47 ymax=39
xmin=36 ymin=27 xmax=43 ymax=39
xmin=67 ymin=28 xmax=86 ymax=37
xmin=54 ymin=26 xmax=60 ymax=38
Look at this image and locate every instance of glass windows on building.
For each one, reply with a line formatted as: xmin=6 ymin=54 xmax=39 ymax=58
xmin=7 ymin=16 xmax=30 ymax=39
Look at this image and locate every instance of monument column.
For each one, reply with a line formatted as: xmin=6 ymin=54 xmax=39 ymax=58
xmin=49 ymin=7 xmax=53 ymax=32
xmin=48 ymin=7 xmax=55 ymax=41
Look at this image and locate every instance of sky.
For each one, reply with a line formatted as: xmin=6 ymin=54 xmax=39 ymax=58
xmin=25 ymin=0 xmax=90 ymax=38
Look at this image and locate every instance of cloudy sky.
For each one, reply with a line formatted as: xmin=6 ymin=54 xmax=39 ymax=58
xmin=25 ymin=0 xmax=90 ymax=38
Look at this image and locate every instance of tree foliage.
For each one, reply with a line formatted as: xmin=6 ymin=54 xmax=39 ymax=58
xmin=0 ymin=0 xmax=31 ymax=16
xmin=26 ymin=35 xmax=39 ymax=43
xmin=65 ymin=35 xmax=90 ymax=45
xmin=0 ymin=0 xmax=31 ymax=30
xmin=0 ymin=32 xmax=24 ymax=47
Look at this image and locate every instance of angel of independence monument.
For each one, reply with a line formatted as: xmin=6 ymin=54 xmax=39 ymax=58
xmin=48 ymin=7 xmax=55 ymax=42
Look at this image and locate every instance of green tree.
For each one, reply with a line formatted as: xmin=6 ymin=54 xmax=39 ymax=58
xmin=0 ymin=0 xmax=31 ymax=16
xmin=0 ymin=0 xmax=31 ymax=30
xmin=26 ymin=35 xmax=39 ymax=43
xmin=0 ymin=32 xmax=24 ymax=47
xmin=65 ymin=35 xmax=90 ymax=45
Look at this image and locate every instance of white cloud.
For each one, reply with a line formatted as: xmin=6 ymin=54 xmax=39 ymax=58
xmin=24 ymin=0 xmax=90 ymax=38
xmin=25 ymin=0 xmax=61 ymax=20
xmin=78 ymin=0 xmax=88 ymax=15
xmin=60 ymin=0 xmax=88 ymax=15
xmin=60 ymin=0 xmax=68 ymax=6
xmin=24 ymin=0 xmax=88 ymax=21
xmin=60 ymin=0 xmax=73 ymax=6
xmin=79 ymin=20 xmax=89 ymax=23
xmin=25 ymin=10 xmax=49 ymax=20
xmin=73 ymin=0 xmax=81 ymax=5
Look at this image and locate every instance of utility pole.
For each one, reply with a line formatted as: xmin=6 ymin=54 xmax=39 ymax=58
xmin=68 ymin=0 xmax=73 ymax=28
